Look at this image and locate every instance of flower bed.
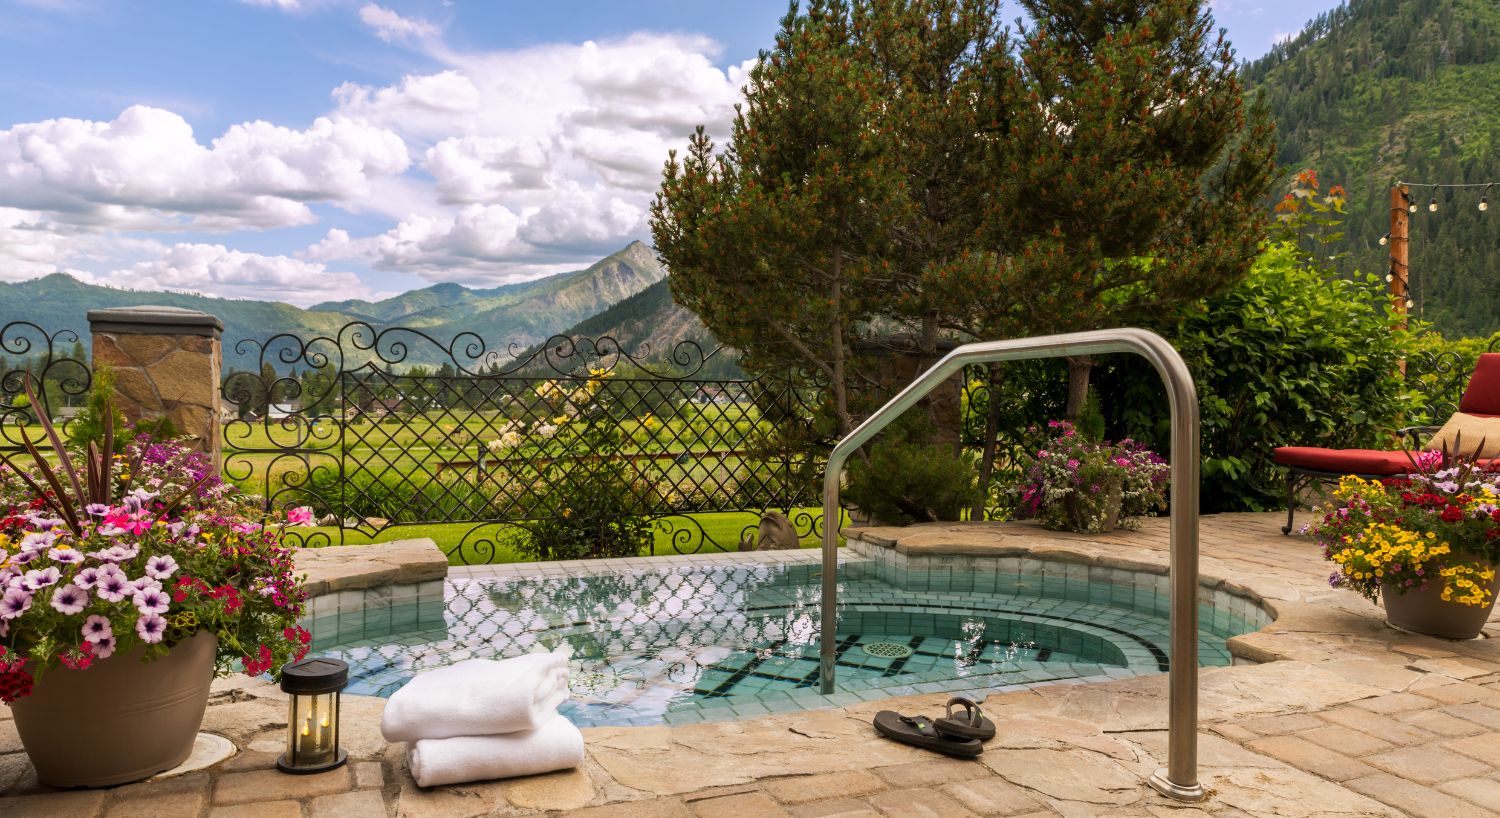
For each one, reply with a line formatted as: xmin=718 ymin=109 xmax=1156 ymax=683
xmin=1012 ymin=421 xmax=1169 ymax=533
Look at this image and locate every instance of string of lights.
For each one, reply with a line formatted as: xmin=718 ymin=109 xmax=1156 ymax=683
xmin=1391 ymin=181 xmax=1493 ymax=213
xmin=1378 ymin=181 xmax=1494 ymax=319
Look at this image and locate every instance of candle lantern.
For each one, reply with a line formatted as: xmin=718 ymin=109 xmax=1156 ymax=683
xmin=276 ymin=656 xmax=349 ymax=775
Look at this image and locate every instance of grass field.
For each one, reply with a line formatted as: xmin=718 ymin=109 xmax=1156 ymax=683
xmin=294 ymin=507 xmax=844 ymax=564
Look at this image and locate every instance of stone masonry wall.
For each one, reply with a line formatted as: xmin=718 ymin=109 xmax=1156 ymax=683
xmin=89 ymin=308 xmax=223 ymax=467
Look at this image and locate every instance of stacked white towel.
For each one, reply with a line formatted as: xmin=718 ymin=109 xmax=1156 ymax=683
xmin=382 ymin=648 xmax=583 ymax=787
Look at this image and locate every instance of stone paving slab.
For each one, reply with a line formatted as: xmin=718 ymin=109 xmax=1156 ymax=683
xmin=295 ymin=537 xmax=449 ymax=597
xmin=1 ymin=513 xmax=1499 ymax=817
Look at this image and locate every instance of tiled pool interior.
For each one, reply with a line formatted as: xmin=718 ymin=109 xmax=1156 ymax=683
xmin=303 ymin=547 xmax=1271 ymax=727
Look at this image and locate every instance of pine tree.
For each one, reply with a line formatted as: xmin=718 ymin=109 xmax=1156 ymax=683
xmin=652 ymin=0 xmax=911 ymax=435
xmin=935 ymin=0 xmax=1276 ymax=415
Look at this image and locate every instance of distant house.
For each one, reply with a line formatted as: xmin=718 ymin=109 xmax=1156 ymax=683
xmin=267 ymin=403 xmax=299 ymax=420
xmin=219 ymin=400 xmax=241 ymax=422
xmin=50 ymin=406 xmax=82 ymax=425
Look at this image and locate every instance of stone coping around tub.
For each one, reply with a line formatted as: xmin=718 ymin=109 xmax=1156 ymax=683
xmin=294 ymin=537 xmax=448 ymax=597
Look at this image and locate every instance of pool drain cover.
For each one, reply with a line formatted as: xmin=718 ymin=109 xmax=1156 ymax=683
xmin=861 ymin=641 xmax=913 ymax=659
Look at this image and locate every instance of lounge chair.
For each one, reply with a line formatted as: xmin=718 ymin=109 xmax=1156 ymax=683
xmin=1272 ymin=353 xmax=1500 ymax=535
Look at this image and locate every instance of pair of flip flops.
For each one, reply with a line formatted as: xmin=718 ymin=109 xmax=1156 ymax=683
xmin=873 ymin=696 xmax=996 ymax=758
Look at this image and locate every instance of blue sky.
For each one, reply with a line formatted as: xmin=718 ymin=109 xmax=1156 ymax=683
xmin=0 ymin=0 xmax=1340 ymax=306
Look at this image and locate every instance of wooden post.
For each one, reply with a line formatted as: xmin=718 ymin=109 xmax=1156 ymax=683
xmin=1390 ymin=184 xmax=1410 ymax=329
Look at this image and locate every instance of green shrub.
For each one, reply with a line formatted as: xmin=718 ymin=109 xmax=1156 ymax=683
xmin=515 ymin=423 xmax=654 ymax=560
xmin=1091 ymin=241 xmax=1417 ymax=511
xmin=66 ymin=366 xmax=128 ymax=451
xmin=844 ymin=417 xmax=982 ymax=524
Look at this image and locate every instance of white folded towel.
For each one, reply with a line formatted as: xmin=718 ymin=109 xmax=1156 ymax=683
xmin=381 ymin=650 xmax=570 ymax=742
xmin=407 ymin=715 xmax=585 ymax=787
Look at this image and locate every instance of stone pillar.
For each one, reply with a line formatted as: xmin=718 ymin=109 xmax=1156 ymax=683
xmin=87 ymin=306 xmax=224 ymax=466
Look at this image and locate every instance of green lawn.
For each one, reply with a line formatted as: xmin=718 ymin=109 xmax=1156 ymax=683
xmin=294 ymin=507 xmax=846 ymax=565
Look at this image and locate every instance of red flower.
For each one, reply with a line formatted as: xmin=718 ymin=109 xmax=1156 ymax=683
xmin=1441 ymin=506 xmax=1464 ymax=523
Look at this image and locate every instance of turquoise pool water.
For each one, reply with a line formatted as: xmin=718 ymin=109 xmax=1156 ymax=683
xmin=303 ymin=551 xmax=1266 ymax=727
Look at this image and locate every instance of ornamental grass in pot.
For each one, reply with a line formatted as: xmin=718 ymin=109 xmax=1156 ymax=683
xmin=1308 ymin=450 xmax=1500 ymax=640
xmin=0 ymin=382 xmax=312 ymax=787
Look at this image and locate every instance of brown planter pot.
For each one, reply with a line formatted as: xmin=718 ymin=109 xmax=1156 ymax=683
xmin=1382 ymin=569 xmax=1500 ymax=640
xmin=9 ymin=631 xmax=217 ymax=788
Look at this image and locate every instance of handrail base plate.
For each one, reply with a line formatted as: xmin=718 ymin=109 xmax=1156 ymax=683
xmin=1148 ymin=769 xmax=1206 ymax=802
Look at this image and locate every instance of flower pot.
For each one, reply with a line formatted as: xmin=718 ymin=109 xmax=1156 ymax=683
xmin=9 ymin=631 xmax=217 ymax=788
xmin=1058 ymin=480 xmax=1125 ymax=534
xmin=1382 ymin=569 xmax=1500 ymax=640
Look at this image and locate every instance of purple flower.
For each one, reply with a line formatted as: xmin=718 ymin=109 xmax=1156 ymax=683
xmin=144 ymin=555 xmax=178 ymax=580
xmin=96 ymin=543 xmax=140 ymax=563
xmin=122 ymin=488 xmax=158 ymax=513
xmin=50 ymin=584 xmax=88 ymax=614
xmin=0 ymin=588 xmax=33 ymax=620
xmin=18 ymin=531 xmax=56 ymax=553
xmin=135 ymin=613 xmax=167 ymax=644
xmin=131 ymin=577 xmax=162 ymax=595
xmin=93 ymin=634 xmax=117 ymax=659
xmin=95 ymin=571 xmax=131 ymax=603
xmin=22 ymin=567 xmax=61 ymax=590
xmin=84 ymin=503 xmax=111 ymax=517
xmin=7 ymin=549 xmax=37 ymax=566
xmin=133 ymin=587 xmax=170 ymax=615
xmin=73 ymin=566 xmax=101 ymax=589
xmin=81 ymin=614 xmax=113 ymax=643
xmin=48 ymin=547 xmax=84 ymax=565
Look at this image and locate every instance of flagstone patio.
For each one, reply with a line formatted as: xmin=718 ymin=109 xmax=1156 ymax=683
xmin=2 ymin=512 xmax=1498 ymax=817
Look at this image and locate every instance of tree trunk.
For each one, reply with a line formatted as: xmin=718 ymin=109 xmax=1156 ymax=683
xmin=970 ymin=362 xmax=1003 ymax=521
xmin=831 ymin=246 xmax=852 ymax=438
xmin=1065 ymin=355 xmax=1093 ymax=421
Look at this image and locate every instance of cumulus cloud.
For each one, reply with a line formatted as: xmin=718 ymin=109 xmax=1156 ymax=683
xmin=0 ymin=208 xmax=167 ymax=282
xmin=0 ymin=106 xmax=410 ymax=231
xmin=113 ymin=243 xmax=368 ymax=305
xmin=323 ymin=33 xmax=751 ymax=281
xmin=359 ymin=3 xmax=438 ymax=42
xmin=0 ymin=20 xmax=751 ymax=296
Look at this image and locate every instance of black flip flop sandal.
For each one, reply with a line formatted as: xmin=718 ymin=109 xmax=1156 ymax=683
xmin=934 ymin=696 xmax=996 ymax=742
xmin=872 ymin=710 xmax=983 ymax=758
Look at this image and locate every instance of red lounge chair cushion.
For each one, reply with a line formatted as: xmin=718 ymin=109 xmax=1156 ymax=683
xmin=1272 ymin=447 xmax=1417 ymax=475
xmin=1459 ymin=353 xmax=1500 ymax=415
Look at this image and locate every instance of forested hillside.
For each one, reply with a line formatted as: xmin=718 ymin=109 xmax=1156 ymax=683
xmin=1243 ymin=0 xmax=1500 ymax=336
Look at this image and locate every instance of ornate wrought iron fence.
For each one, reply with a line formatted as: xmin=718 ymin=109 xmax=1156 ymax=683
xmin=0 ymin=322 xmax=92 ymax=451
xmin=1405 ymin=336 xmax=1500 ymax=423
xmin=222 ymin=323 xmax=833 ymax=561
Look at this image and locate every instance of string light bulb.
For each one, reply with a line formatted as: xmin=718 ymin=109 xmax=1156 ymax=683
xmin=1406 ymin=299 xmax=1415 ymax=309
xmin=1429 ymin=195 xmax=1439 ymax=212
xmin=1405 ymin=191 xmax=1418 ymax=213
xmin=1379 ymin=232 xmax=1390 ymax=246
xmin=1482 ymin=186 xmax=1491 ymax=212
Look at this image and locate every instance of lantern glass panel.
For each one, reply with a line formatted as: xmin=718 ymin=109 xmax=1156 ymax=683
xmin=287 ymin=692 xmax=341 ymax=768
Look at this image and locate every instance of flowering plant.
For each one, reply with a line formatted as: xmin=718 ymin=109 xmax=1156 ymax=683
xmin=1308 ymin=454 xmax=1500 ymax=608
xmin=0 ymin=383 xmax=311 ymax=702
xmin=1013 ymin=421 xmax=1169 ymax=533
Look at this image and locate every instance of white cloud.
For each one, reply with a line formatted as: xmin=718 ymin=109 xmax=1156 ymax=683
xmin=0 ymin=23 xmax=751 ymax=296
xmin=359 ymin=3 xmax=438 ymax=43
xmin=239 ymin=0 xmax=302 ymax=9
xmin=113 ymin=243 xmax=368 ymax=305
xmin=323 ymin=33 xmax=751 ymax=281
xmin=0 ymin=106 xmax=410 ymax=231
xmin=0 ymin=208 xmax=166 ymax=282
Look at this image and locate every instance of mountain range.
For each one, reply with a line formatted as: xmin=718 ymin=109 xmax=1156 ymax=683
xmin=0 ymin=241 xmax=683 ymax=371
xmin=1243 ymin=0 xmax=1500 ymax=337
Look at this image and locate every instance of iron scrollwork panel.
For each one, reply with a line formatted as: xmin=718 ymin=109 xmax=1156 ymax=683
xmin=222 ymin=324 xmax=837 ymax=560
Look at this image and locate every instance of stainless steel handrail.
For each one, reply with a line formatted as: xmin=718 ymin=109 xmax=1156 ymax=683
xmin=818 ymin=328 xmax=1204 ymax=802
